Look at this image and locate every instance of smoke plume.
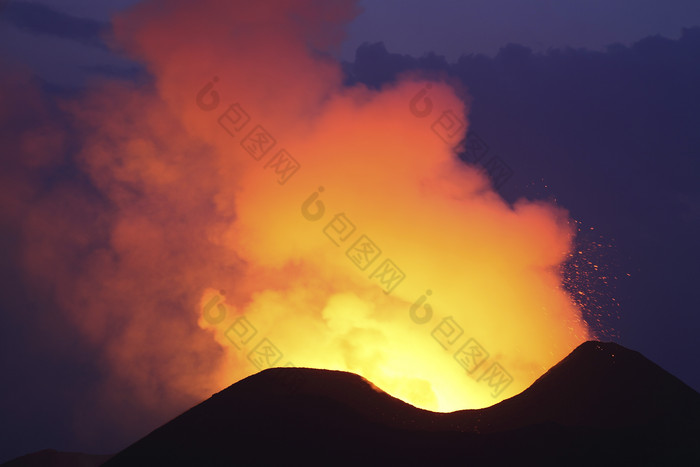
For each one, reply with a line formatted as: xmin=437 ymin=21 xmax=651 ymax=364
xmin=0 ymin=0 xmax=590 ymax=442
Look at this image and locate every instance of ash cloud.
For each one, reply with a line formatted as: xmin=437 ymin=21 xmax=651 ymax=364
xmin=7 ymin=0 xmax=698 ymax=461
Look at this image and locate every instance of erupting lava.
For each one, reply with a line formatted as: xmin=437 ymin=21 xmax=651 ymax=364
xmin=175 ymin=2 xmax=591 ymax=411
xmin=1 ymin=0 xmax=592 ymax=429
xmin=191 ymin=70 xmax=590 ymax=411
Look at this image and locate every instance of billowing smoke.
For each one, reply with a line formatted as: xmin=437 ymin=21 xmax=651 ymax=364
xmin=0 ymin=0 xmax=590 ymax=442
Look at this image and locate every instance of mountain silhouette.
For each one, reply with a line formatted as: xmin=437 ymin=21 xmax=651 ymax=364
xmin=1 ymin=449 xmax=110 ymax=467
xmin=90 ymin=341 xmax=698 ymax=466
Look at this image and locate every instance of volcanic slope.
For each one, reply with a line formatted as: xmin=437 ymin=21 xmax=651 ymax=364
xmin=98 ymin=341 xmax=700 ymax=466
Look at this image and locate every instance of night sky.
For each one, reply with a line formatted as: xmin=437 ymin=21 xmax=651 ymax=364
xmin=1 ymin=0 xmax=699 ymax=462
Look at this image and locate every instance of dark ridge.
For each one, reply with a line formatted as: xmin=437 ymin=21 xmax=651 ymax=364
xmin=0 ymin=449 xmax=111 ymax=467
xmin=464 ymin=340 xmax=700 ymax=431
xmin=100 ymin=341 xmax=699 ymax=466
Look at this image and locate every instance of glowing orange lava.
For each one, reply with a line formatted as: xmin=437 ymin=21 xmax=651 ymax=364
xmin=1 ymin=0 xmax=592 ymax=428
xmin=191 ymin=76 xmax=590 ymax=411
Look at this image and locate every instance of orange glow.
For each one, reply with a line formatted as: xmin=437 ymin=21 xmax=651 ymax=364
xmin=148 ymin=1 xmax=591 ymax=411
xmin=2 ymin=0 xmax=592 ymax=432
xmin=188 ymin=72 xmax=590 ymax=411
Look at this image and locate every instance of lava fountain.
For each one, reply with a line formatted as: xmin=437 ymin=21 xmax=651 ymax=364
xmin=3 ymin=0 xmax=592 ymax=426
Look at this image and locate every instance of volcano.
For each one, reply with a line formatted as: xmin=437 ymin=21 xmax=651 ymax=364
xmin=97 ymin=341 xmax=697 ymax=465
xmin=5 ymin=341 xmax=698 ymax=466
